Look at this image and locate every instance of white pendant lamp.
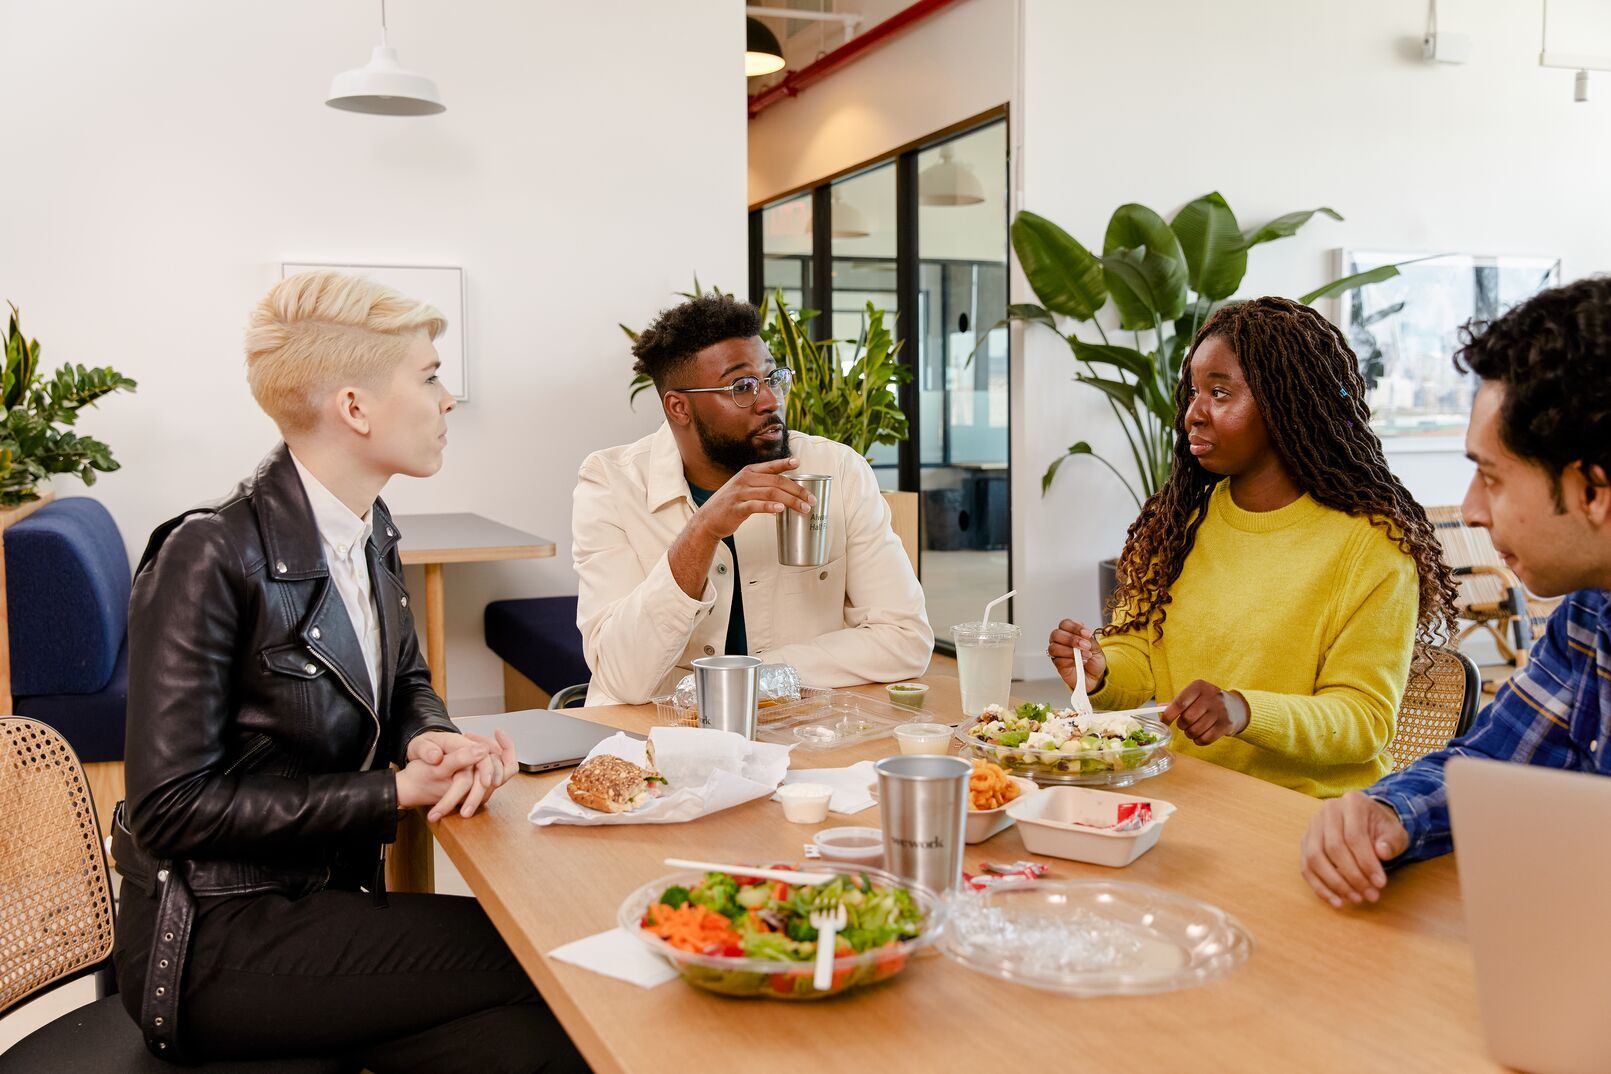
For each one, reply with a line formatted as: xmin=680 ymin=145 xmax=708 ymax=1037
xmin=919 ymin=145 xmax=985 ymax=206
xmin=830 ymin=190 xmax=870 ymax=239
xmin=326 ymin=0 xmax=445 ymax=116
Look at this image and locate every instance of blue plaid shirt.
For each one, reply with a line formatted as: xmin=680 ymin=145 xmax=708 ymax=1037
xmin=1370 ymin=588 xmax=1611 ymax=863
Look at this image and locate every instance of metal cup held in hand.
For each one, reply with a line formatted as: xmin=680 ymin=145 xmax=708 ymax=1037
xmin=777 ymin=474 xmax=832 ymax=567
xmin=875 ymin=755 xmax=971 ymax=895
xmin=691 ymin=655 xmax=762 ymax=739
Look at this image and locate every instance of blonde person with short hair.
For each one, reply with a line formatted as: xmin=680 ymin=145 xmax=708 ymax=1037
xmin=111 ymin=272 xmax=585 ymax=1071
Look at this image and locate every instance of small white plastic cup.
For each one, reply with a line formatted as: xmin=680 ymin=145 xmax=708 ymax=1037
xmin=776 ymin=782 xmax=834 ymax=824
xmin=893 ymin=723 xmax=953 ymax=756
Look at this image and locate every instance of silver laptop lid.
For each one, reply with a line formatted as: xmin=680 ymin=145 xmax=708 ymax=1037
xmin=1447 ymin=756 xmax=1611 ymax=1074
xmin=452 ymin=710 xmax=638 ymax=774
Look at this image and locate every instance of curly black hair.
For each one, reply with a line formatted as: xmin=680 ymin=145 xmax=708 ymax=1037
xmin=1454 ymin=275 xmax=1611 ymax=510
xmin=1104 ymin=297 xmax=1457 ymax=668
xmin=631 ymin=294 xmax=761 ymax=388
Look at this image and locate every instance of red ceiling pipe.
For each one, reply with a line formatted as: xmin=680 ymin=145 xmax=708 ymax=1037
xmin=747 ymin=0 xmax=963 ymax=119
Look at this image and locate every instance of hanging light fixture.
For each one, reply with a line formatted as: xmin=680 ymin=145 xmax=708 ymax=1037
xmin=326 ymin=0 xmax=445 ymax=116
xmin=746 ymin=17 xmax=786 ymax=77
xmin=830 ymin=189 xmax=870 ymax=239
xmin=919 ymin=145 xmax=986 ymax=206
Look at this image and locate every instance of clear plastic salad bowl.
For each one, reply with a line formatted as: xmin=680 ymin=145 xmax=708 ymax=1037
xmin=618 ymin=862 xmax=944 ymax=1000
xmin=953 ymin=707 xmax=1174 ymax=787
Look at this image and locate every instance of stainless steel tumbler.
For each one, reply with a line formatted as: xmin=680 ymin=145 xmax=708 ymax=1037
xmin=875 ymin=755 xmax=971 ymax=895
xmin=691 ymin=655 xmax=762 ymax=738
xmin=776 ymin=474 xmax=832 ymax=567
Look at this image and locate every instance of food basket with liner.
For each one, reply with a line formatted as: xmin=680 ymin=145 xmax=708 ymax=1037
xmin=620 ymin=863 xmax=944 ymax=1000
xmin=952 ymin=709 xmax=1173 ymax=787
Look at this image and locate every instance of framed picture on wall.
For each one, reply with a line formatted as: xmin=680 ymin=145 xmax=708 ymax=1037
xmin=281 ymin=262 xmax=468 ymax=401
xmin=1335 ymin=250 xmax=1560 ymax=441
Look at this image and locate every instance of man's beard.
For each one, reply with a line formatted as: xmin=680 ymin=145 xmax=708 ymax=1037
xmin=691 ymin=411 xmax=791 ymax=474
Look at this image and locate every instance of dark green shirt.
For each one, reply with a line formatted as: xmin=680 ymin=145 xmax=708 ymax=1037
xmin=687 ymin=484 xmax=748 ymax=657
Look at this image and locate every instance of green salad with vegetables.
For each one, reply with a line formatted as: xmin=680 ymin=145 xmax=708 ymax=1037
xmin=964 ymin=701 xmax=1165 ymax=776
xmin=637 ymin=868 xmax=926 ymax=998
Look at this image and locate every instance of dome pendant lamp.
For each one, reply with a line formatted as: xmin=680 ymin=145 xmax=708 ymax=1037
xmin=746 ymin=17 xmax=786 ymax=77
xmin=918 ymin=145 xmax=986 ymax=206
xmin=326 ymin=0 xmax=446 ymax=116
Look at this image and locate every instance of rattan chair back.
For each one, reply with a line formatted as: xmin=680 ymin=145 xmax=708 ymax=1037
xmin=1390 ymin=646 xmax=1481 ymax=773
xmin=0 ymin=717 xmax=116 ymax=1017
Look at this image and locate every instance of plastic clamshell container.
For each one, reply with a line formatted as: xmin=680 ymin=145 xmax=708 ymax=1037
xmin=964 ymin=776 xmax=1040 ymax=844
xmin=811 ymin=826 xmax=885 ymax=866
xmin=621 ymin=863 xmax=942 ymax=1000
xmin=652 ymin=685 xmax=832 ymax=729
xmin=953 ymin=709 xmax=1173 ymax=787
xmin=1005 ymin=786 xmax=1176 ymax=867
xmin=752 ymin=691 xmax=910 ymax=752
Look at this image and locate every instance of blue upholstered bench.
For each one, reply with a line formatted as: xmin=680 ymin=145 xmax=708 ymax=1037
xmin=8 ymin=498 xmax=130 ymax=764
xmin=483 ymin=596 xmax=589 ymax=710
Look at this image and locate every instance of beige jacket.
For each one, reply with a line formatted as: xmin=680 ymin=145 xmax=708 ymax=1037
xmin=573 ymin=423 xmax=933 ymax=706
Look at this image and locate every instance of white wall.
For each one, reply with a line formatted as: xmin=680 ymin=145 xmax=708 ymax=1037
xmin=747 ymin=0 xmax=1017 ymax=204
xmin=1 ymin=0 xmax=747 ymax=712
xmin=1014 ymin=0 xmax=1611 ymax=673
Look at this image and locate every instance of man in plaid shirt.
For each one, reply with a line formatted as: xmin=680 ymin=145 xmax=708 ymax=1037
xmin=1302 ymin=277 xmax=1611 ymax=908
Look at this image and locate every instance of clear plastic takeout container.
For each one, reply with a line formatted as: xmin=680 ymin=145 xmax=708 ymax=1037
xmin=939 ymin=879 xmax=1250 ymax=996
xmin=620 ymin=862 xmax=943 ymax=1000
xmin=952 ymin=708 xmax=1173 ymax=787
xmin=653 ymin=684 xmax=830 ymax=729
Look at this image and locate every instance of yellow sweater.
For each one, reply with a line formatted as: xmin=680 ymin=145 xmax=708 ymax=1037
xmin=1089 ymin=481 xmax=1419 ymax=798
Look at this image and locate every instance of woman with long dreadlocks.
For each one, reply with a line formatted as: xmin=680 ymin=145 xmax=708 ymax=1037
xmin=1047 ymin=297 xmax=1457 ymax=797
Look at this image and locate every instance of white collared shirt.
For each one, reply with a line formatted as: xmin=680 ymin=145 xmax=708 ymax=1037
xmin=290 ymin=452 xmax=382 ymax=700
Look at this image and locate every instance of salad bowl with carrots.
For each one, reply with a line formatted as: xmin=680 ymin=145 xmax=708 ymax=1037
xmin=619 ymin=863 xmax=942 ymax=999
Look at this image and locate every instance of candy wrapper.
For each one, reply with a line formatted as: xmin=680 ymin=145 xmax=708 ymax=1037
xmin=963 ymin=861 xmax=1050 ymax=891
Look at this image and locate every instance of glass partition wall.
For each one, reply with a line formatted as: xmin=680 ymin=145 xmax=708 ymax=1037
xmin=749 ymin=114 xmax=1010 ymax=650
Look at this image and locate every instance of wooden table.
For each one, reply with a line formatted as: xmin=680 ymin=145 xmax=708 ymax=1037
xmin=433 ymin=674 xmax=1497 ymax=1074
xmin=389 ymin=512 xmax=555 ymax=893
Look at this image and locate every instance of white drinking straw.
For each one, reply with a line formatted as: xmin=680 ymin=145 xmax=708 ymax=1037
xmin=981 ymin=589 xmax=1017 ymax=626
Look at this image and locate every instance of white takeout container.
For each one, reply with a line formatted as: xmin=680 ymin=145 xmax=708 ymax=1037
xmin=964 ymin=776 xmax=1040 ymax=844
xmin=776 ymin=782 xmax=834 ymax=824
xmin=892 ymin=722 xmax=952 ymax=755
xmin=1005 ymin=786 xmax=1175 ymax=867
xmin=811 ymin=826 xmax=885 ymax=866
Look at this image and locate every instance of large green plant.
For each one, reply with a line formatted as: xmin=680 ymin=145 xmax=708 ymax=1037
xmin=1005 ymin=193 xmax=1399 ymax=507
xmin=625 ymin=282 xmax=910 ymax=460
xmin=0 ymin=303 xmax=137 ymax=507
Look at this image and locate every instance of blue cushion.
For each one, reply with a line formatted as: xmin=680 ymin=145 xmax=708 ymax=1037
xmin=5 ymin=498 xmax=130 ymax=696
xmin=483 ymin=596 xmax=589 ymax=694
xmin=15 ymin=637 xmax=128 ymax=763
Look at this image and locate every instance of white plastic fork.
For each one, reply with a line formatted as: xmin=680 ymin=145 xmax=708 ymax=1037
xmin=810 ymin=902 xmax=848 ymax=991
xmin=1069 ymin=645 xmax=1094 ymax=717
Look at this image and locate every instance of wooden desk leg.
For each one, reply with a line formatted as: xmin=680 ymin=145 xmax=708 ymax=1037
xmin=424 ymin=562 xmax=447 ymax=697
xmin=388 ymin=561 xmax=447 ymax=895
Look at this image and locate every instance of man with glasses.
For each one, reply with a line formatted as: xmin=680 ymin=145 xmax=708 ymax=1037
xmin=572 ymin=294 xmax=933 ymax=705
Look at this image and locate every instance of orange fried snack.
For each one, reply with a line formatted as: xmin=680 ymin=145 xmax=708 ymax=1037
xmin=968 ymin=759 xmax=1021 ymax=811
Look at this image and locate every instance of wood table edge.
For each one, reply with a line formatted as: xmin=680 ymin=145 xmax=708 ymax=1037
xmin=399 ymin=544 xmax=557 ymax=566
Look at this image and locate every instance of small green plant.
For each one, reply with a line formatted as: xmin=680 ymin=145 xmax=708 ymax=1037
xmin=1 ymin=303 xmax=137 ymax=507
xmin=624 ymin=281 xmax=910 ymax=460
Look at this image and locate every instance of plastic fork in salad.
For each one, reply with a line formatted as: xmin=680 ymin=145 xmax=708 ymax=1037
xmin=1069 ymin=643 xmax=1095 ymax=717
xmin=809 ymin=902 xmax=848 ymax=990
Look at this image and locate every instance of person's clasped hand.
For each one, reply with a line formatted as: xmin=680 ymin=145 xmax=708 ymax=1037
xmin=1300 ymin=791 xmax=1411 ymax=908
xmin=1162 ymin=679 xmax=1250 ymax=746
xmin=398 ymin=729 xmax=519 ymax=822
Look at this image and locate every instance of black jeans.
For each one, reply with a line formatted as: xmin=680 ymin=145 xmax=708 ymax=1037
xmin=115 ymin=884 xmax=588 ymax=1074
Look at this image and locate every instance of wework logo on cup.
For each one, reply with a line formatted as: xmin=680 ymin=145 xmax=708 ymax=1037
xmin=809 ymin=516 xmax=827 ymax=531
xmin=891 ymin=835 xmax=946 ymax=849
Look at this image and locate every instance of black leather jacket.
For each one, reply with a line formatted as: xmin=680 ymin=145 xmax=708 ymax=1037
xmin=112 ymin=443 xmax=456 ymax=900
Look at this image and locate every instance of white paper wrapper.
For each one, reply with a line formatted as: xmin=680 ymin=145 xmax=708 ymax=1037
xmin=528 ymin=727 xmax=794 ymax=826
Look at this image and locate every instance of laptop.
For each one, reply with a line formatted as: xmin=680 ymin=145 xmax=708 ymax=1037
xmin=1446 ymin=757 xmax=1611 ymax=1074
xmin=451 ymin=709 xmax=640 ymax=774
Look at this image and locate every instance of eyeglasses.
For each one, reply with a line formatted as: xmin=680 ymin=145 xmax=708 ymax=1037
xmin=671 ymin=367 xmax=794 ymax=409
